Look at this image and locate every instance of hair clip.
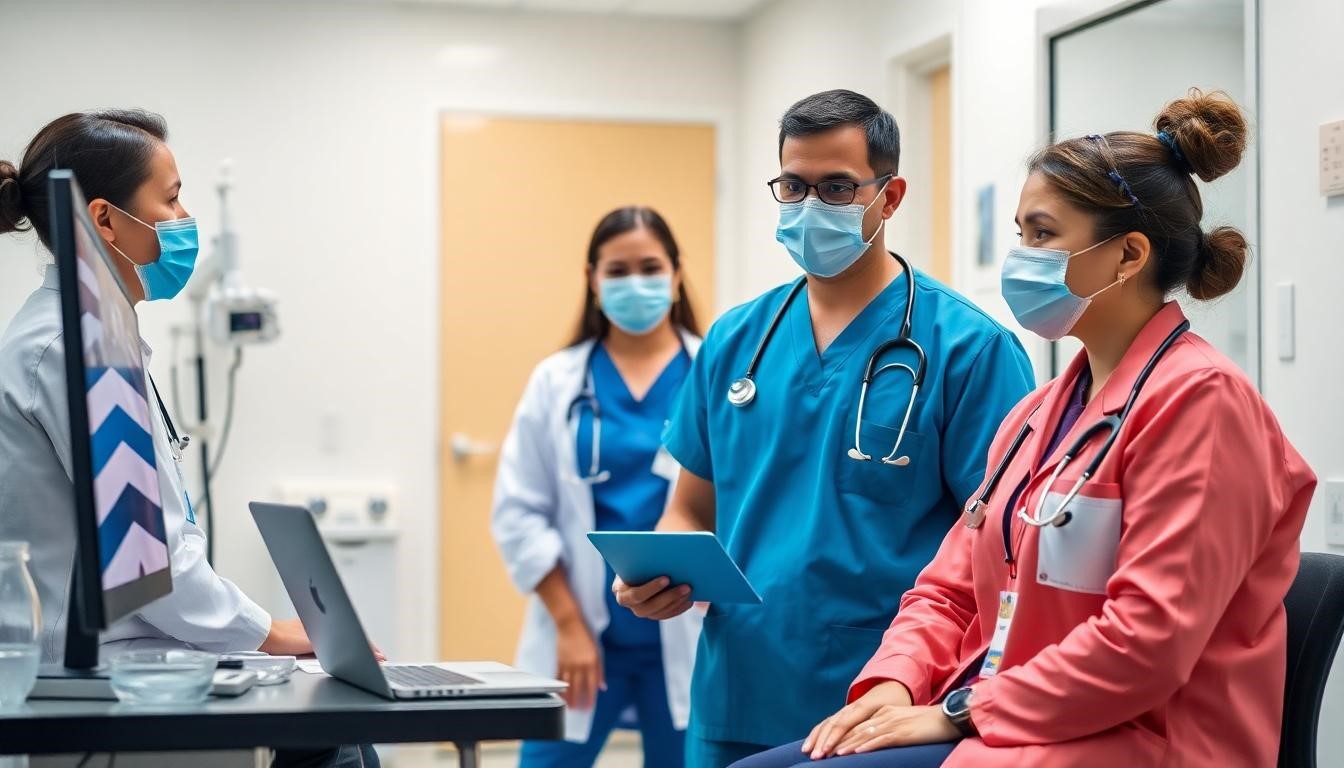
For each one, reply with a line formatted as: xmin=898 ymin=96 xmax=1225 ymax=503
xmin=1156 ymin=130 xmax=1193 ymax=174
xmin=1108 ymin=170 xmax=1142 ymax=208
xmin=1086 ymin=134 xmax=1142 ymax=208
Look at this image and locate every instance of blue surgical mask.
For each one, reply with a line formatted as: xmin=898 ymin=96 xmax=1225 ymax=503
xmin=775 ymin=183 xmax=887 ymax=278
xmin=599 ymin=274 xmax=673 ymax=335
xmin=108 ymin=205 xmax=200 ymax=301
xmin=1000 ymin=234 xmax=1123 ymax=340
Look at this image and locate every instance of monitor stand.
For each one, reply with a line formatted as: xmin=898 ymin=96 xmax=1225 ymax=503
xmin=30 ymin=571 xmax=115 ymax=700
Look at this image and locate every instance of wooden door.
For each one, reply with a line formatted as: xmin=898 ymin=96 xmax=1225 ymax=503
xmin=438 ymin=116 xmax=716 ymax=660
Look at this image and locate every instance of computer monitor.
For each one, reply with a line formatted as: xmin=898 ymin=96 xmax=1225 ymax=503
xmin=49 ymin=170 xmax=172 ymax=670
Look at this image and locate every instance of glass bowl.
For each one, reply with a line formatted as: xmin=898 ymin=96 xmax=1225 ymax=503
xmin=245 ymin=655 xmax=296 ymax=686
xmin=108 ymin=649 xmax=218 ymax=705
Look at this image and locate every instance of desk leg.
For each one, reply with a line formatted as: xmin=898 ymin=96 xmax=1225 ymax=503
xmin=454 ymin=742 xmax=480 ymax=768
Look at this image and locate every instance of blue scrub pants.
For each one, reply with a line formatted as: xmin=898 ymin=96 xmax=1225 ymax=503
xmin=519 ymin=643 xmax=684 ymax=768
xmin=686 ymin=736 xmax=772 ymax=768
xmin=729 ymin=740 xmax=956 ymax=768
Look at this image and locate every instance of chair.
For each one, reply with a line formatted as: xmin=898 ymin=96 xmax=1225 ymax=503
xmin=1280 ymin=551 xmax=1344 ymax=768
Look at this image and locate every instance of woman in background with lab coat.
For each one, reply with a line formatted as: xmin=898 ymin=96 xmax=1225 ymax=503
xmin=493 ymin=206 xmax=703 ymax=768
xmin=741 ymin=90 xmax=1316 ymax=767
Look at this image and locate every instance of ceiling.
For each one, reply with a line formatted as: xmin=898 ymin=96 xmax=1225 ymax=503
xmin=384 ymin=0 xmax=772 ymax=21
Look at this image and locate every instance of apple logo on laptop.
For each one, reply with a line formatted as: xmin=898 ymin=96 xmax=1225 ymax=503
xmin=309 ymin=579 xmax=327 ymax=614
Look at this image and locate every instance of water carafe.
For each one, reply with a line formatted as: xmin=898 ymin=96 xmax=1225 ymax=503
xmin=0 ymin=541 xmax=41 ymax=710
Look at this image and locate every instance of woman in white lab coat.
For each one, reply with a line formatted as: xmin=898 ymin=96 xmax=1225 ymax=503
xmin=0 ymin=110 xmax=375 ymax=768
xmin=493 ymin=206 xmax=704 ymax=767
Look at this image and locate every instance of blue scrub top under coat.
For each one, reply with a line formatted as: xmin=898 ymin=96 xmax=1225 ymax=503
xmin=576 ymin=343 xmax=690 ymax=648
xmin=663 ymin=268 xmax=1035 ymax=747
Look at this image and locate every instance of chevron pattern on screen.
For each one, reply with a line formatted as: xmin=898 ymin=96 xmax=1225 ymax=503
xmin=86 ymin=363 xmax=169 ymax=588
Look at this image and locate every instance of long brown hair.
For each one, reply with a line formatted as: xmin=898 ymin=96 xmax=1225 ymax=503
xmin=1028 ymin=88 xmax=1249 ymax=300
xmin=570 ymin=206 xmax=700 ymax=345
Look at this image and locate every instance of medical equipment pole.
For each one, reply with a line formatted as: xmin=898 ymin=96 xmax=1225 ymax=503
xmin=194 ymin=319 xmax=216 ymax=566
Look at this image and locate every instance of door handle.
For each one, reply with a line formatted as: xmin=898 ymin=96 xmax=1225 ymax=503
xmin=451 ymin=432 xmax=498 ymax=464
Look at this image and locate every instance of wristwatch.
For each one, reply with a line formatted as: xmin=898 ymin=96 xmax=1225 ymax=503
xmin=941 ymin=687 xmax=977 ymax=736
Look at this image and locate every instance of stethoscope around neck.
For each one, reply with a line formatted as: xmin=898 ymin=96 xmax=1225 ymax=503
xmin=566 ymin=335 xmax=689 ymax=485
xmin=962 ymin=318 xmax=1191 ymax=535
xmin=567 ymin=343 xmax=613 ymax=485
xmin=727 ymin=250 xmax=927 ymax=467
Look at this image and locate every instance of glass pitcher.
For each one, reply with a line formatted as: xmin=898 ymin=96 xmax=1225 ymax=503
xmin=0 ymin=541 xmax=41 ymax=710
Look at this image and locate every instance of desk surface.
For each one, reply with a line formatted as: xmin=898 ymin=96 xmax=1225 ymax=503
xmin=0 ymin=672 xmax=565 ymax=755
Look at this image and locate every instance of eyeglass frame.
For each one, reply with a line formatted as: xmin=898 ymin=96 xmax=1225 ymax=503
xmin=766 ymin=172 xmax=894 ymax=206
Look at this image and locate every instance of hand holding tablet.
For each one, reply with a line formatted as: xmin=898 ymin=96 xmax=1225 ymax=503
xmin=588 ymin=531 xmax=762 ymax=612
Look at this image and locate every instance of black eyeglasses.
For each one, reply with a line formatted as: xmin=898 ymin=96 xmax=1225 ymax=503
xmin=767 ymin=173 xmax=893 ymax=206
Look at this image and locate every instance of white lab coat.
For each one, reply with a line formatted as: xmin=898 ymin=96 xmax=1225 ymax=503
xmin=0 ymin=267 xmax=271 ymax=662
xmin=492 ymin=331 xmax=703 ymax=743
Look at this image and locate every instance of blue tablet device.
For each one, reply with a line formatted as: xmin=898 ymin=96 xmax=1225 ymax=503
xmin=587 ymin=531 xmax=762 ymax=604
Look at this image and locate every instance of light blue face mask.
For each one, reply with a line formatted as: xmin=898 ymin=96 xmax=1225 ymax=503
xmin=1001 ymin=234 xmax=1123 ymax=341
xmin=599 ymin=274 xmax=673 ymax=335
xmin=775 ymin=182 xmax=887 ymax=278
xmin=108 ymin=205 xmax=200 ymax=301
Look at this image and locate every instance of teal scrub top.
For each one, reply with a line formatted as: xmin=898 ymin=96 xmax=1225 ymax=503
xmin=576 ymin=343 xmax=690 ymax=648
xmin=662 ymin=268 xmax=1035 ymax=747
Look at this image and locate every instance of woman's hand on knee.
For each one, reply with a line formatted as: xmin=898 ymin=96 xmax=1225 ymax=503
xmin=801 ymin=681 xmax=913 ymax=760
xmin=832 ymin=705 xmax=958 ymax=756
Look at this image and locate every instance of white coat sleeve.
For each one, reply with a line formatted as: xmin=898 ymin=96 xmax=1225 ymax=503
xmin=130 ymin=484 xmax=272 ymax=652
xmin=28 ymin=340 xmax=271 ymax=652
xmin=491 ymin=364 xmax=565 ymax=594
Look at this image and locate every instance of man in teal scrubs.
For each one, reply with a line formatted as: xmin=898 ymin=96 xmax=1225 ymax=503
xmin=615 ymin=90 xmax=1035 ymax=767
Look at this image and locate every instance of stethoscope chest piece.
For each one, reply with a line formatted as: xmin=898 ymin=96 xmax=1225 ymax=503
xmin=728 ymin=377 xmax=756 ymax=408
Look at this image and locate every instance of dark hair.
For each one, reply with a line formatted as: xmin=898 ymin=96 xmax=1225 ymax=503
xmin=0 ymin=109 xmax=169 ymax=250
xmin=570 ymin=206 xmax=701 ymax=345
xmin=1029 ymin=88 xmax=1249 ymax=300
xmin=779 ymin=89 xmax=901 ymax=175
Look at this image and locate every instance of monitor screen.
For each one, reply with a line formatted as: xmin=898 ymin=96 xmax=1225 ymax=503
xmin=52 ymin=171 xmax=172 ymax=627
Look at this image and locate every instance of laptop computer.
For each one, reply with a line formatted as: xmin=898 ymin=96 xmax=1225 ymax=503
xmin=251 ymin=501 xmax=566 ymax=700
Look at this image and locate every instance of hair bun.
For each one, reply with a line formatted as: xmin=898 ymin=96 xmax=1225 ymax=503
xmin=1154 ymin=88 xmax=1248 ymax=183
xmin=0 ymin=160 xmax=27 ymax=236
xmin=1188 ymin=225 xmax=1249 ymax=300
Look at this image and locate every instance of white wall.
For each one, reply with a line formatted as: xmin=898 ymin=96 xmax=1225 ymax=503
xmin=1260 ymin=0 xmax=1344 ymax=763
xmin=0 ymin=0 xmax=740 ymax=661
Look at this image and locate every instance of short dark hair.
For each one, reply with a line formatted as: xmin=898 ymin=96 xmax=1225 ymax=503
xmin=778 ymin=89 xmax=901 ymax=175
xmin=0 ymin=109 xmax=168 ymax=250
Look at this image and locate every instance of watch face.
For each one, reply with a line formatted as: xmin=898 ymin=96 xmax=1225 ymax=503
xmin=946 ymin=687 xmax=972 ymax=715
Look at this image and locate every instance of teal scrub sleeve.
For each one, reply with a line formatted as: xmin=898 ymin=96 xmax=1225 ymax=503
xmin=662 ymin=329 xmax=715 ymax=482
xmin=941 ymin=329 xmax=1036 ymax=509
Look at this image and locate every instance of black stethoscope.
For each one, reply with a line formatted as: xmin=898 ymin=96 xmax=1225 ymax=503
xmin=148 ymin=376 xmax=189 ymax=461
xmin=726 ymin=251 xmax=927 ymax=467
xmin=963 ymin=319 xmax=1190 ymax=538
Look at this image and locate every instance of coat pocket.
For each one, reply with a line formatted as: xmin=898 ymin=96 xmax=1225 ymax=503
xmin=1035 ymin=482 xmax=1123 ymax=595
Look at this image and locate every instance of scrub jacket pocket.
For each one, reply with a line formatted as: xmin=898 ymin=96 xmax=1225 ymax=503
xmin=1035 ymin=482 xmax=1123 ymax=595
xmin=835 ymin=421 xmax=927 ymax=507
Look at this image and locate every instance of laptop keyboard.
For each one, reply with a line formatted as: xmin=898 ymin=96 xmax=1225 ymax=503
xmin=385 ymin=665 xmax=483 ymax=688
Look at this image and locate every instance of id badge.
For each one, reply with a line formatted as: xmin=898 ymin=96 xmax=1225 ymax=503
xmin=977 ymin=591 xmax=1018 ymax=678
xmin=173 ymin=459 xmax=197 ymax=525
